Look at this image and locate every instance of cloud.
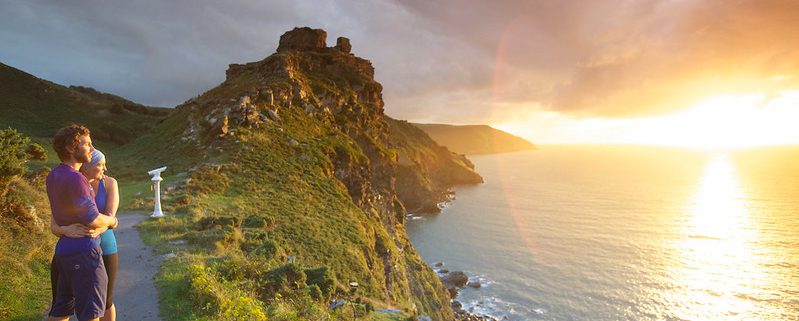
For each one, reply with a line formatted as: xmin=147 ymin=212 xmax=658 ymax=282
xmin=1 ymin=0 xmax=798 ymax=123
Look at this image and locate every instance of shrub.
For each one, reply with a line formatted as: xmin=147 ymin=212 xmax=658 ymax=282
xmin=196 ymin=215 xmax=241 ymax=230
xmin=252 ymin=239 xmax=282 ymax=260
xmin=25 ymin=143 xmax=46 ymax=162
xmin=258 ymin=263 xmax=307 ymax=300
xmin=188 ymin=264 xmax=268 ymax=321
xmin=186 ymin=165 xmax=230 ymax=195
xmin=215 ymin=253 xmax=271 ymax=282
xmin=304 ymin=266 xmax=336 ymax=300
xmin=0 ymin=128 xmax=34 ymax=188
xmin=242 ymin=215 xmax=271 ymax=229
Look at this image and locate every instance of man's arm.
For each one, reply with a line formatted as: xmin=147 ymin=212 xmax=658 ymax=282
xmin=50 ymin=217 xmax=91 ymax=238
xmin=72 ymin=176 xmax=118 ymax=229
xmin=86 ymin=213 xmax=117 ymax=229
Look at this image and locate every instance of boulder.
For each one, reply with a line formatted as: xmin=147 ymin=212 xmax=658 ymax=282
xmin=211 ymin=115 xmax=228 ymax=137
xmin=467 ymin=281 xmax=481 ymax=288
xmin=440 ymin=271 xmax=468 ymax=288
xmin=447 ymin=287 xmax=459 ymax=298
xmin=450 ymin=300 xmax=464 ymax=313
xmin=277 ymin=27 xmax=327 ymax=52
xmin=267 ymin=109 xmax=280 ymax=121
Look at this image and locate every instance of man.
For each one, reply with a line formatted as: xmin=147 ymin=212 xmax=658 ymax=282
xmin=46 ymin=124 xmax=118 ymax=321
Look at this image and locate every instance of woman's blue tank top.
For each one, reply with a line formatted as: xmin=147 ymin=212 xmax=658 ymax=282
xmin=96 ymin=179 xmax=118 ymax=255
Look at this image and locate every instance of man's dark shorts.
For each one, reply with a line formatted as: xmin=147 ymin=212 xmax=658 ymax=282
xmin=50 ymin=246 xmax=107 ymax=321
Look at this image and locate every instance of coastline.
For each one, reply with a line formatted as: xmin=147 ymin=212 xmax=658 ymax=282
xmin=409 ymin=202 xmax=507 ymax=321
xmin=406 ymin=151 xmax=531 ymax=321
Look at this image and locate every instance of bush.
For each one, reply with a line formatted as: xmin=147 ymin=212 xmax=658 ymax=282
xmin=258 ymin=263 xmax=307 ymax=301
xmin=215 ymin=253 xmax=272 ymax=282
xmin=188 ymin=264 xmax=268 ymax=321
xmin=197 ymin=215 xmax=241 ymax=230
xmin=0 ymin=128 xmax=35 ymax=187
xmin=25 ymin=143 xmax=46 ymax=162
xmin=304 ymin=266 xmax=336 ymax=300
xmin=252 ymin=239 xmax=282 ymax=260
xmin=186 ymin=165 xmax=230 ymax=195
xmin=184 ymin=225 xmax=241 ymax=249
xmin=239 ymin=229 xmax=283 ymax=260
xmin=242 ymin=215 xmax=272 ymax=229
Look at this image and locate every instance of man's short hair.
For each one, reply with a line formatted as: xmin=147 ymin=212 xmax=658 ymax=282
xmin=53 ymin=124 xmax=90 ymax=161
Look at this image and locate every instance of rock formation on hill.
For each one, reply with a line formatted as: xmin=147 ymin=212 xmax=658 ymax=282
xmin=123 ymin=27 xmax=480 ymax=320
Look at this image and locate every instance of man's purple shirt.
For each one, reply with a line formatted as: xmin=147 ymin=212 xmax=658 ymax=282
xmin=46 ymin=163 xmax=101 ymax=255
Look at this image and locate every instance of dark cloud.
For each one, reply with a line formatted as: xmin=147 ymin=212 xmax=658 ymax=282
xmin=1 ymin=0 xmax=798 ymax=122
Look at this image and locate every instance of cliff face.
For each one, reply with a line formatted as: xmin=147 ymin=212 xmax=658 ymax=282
xmin=388 ymin=118 xmax=483 ymax=213
xmin=126 ymin=27 xmax=464 ymax=320
xmin=414 ymin=123 xmax=536 ymax=155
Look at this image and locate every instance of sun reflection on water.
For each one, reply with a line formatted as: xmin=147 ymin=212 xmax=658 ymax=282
xmin=671 ymin=155 xmax=767 ymax=320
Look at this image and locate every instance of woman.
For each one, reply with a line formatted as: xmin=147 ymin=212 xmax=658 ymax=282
xmin=50 ymin=149 xmax=119 ymax=321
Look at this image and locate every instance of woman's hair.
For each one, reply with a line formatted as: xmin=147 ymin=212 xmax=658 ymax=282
xmin=80 ymin=149 xmax=105 ymax=171
xmin=53 ymin=124 xmax=90 ymax=161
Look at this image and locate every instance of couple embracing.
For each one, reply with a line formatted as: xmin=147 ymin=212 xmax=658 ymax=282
xmin=46 ymin=124 xmax=121 ymax=321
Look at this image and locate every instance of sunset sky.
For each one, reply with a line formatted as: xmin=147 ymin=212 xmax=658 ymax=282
xmin=2 ymin=0 xmax=798 ymax=148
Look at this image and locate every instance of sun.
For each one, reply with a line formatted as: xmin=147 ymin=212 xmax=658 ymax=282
xmin=631 ymin=91 xmax=799 ymax=150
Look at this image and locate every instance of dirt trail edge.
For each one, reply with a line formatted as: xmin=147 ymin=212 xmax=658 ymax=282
xmin=113 ymin=213 xmax=163 ymax=321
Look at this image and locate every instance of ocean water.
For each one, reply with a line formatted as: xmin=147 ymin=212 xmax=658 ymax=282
xmin=406 ymin=145 xmax=799 ymax=321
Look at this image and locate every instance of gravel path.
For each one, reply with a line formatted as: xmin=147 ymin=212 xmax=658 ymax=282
xmin=112 ymin=213 xmax=163 ymax=321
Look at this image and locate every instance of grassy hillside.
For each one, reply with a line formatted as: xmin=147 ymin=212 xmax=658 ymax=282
xmin=0 ymin=62 xmax=170 ymax=149
xmin=413 ymin=123 xmax=536 ymax=155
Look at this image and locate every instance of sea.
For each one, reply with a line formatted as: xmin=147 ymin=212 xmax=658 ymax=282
xmin=406 ymin=145 xmax=799 ymax=321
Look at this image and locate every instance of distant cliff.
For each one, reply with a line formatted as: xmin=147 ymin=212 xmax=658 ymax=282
xmin=414 ymin=123 xmax=536 ymax=155
xmin=388 ymin=118 xmax=482 ymax=213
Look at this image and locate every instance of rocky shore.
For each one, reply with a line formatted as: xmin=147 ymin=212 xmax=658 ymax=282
xmin=434 ymin=262 xmax=507 ymax=321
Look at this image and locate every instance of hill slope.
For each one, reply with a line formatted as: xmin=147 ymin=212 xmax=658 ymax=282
xmin=0 ymin=62 xmax=170 ymax=147
xmin=414 ymin=123 xmax=536 ymax=155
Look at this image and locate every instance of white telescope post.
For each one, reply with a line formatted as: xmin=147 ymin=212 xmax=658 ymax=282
xmin=148 ymin=166 xmax=167 ymax=218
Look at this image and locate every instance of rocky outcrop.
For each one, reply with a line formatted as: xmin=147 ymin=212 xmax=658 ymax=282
xmin=169 ymin=27 xmax=462 ymax=320
xmin=335 ymin=37 xmax=352 ymax=53
xmin=277 ymin=27 xmax=327 ymax=52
